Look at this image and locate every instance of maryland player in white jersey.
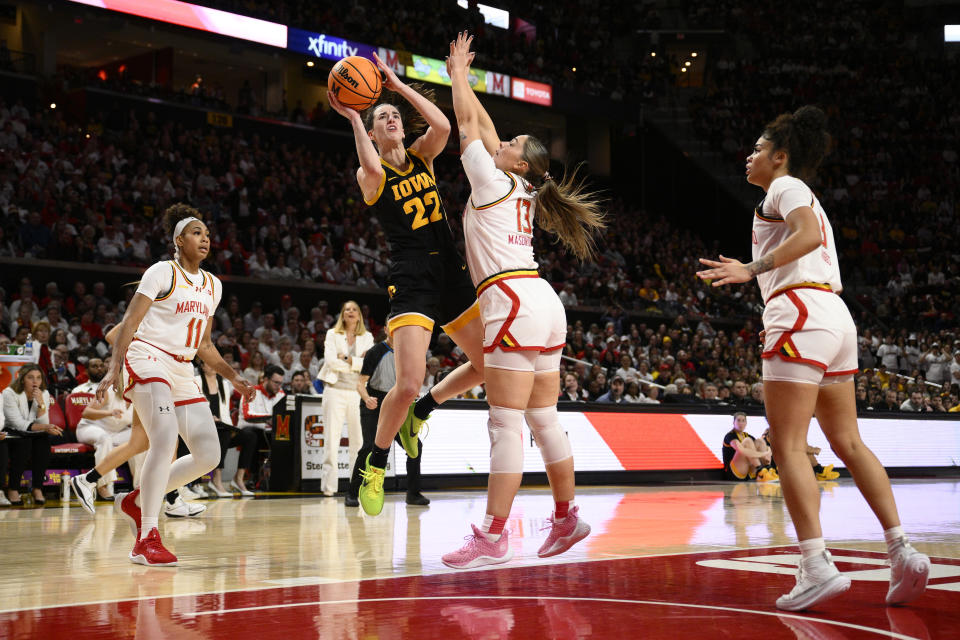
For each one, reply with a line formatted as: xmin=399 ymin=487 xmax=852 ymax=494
xmin=437 ymin=33 xmax=606 ymax=569
xmin=697 ymin=106 xmax=929 ymax=610
xmin=98 ymin=204 xmax=254 ymax=566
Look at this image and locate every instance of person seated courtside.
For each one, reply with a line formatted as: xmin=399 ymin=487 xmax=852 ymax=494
xmin=1 ymin=364 xmax=62 ymax=505
xmin=722 ymin=411 xmax=778 ymax=482
xmin=71 ymin=356 xmax=135 ymax=499
xmin=197 ymin=359 xmax=257 ymax=497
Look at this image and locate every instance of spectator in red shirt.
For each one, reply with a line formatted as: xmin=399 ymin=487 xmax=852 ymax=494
xmin=79 ymin=309 xmax=103 ymax=341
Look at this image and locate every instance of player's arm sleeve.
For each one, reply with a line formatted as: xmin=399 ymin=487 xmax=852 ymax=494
xmin=136 ymin=262 xmax=173 ymax=301
xmin=211 ymin=274 xmax=222 ymax=308
xmin=460 ymin=139 xmax=504 ymax=203
xmin=774 ymin=180 xmax=814 ymax=220
xmin=360 ymin=344 xmax=383 ymax=377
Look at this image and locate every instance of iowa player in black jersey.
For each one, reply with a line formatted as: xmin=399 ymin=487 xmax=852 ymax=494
xmin=329 ymin=53 xmax=483 ymax=515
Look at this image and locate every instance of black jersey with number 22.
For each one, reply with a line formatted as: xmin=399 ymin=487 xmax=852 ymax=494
xmin=365 ymin=148 xmax=455 ymax=256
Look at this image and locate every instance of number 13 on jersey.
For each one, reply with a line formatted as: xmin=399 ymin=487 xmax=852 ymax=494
xmin=516 ymin=199 xmax=532 ymax=234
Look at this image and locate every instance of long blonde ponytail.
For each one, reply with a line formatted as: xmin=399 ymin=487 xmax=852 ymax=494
xmin=520 ymin=136 xmax=606 ymax=262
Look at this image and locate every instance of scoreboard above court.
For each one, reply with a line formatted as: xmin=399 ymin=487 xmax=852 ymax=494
xmin=66 ymin=0 xmax=552 ymax=107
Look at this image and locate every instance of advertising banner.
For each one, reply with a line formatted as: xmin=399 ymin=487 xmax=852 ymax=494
xmin=300 ymin=400 xmax=394 ymax=480
xmin=402 ymin=408 xmax=960 ymax=476
xmin=376 ymin=47 xmax=406 ymax=77
xmin=511 ymin=77 xmax=553 ymax=106
xmin=405 ymin=55 xmax=487 ymax=92
xmin=485 ymin=71 xmax=511 ymax=97
xmin=288 ymin=28 xmax=377 ymax=62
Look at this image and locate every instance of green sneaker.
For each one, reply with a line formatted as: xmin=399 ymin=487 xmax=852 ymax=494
xmin=398 ymin=401 xmax=426 ymax=459
xmin=358 ymin=453 xmax=385 ymax=516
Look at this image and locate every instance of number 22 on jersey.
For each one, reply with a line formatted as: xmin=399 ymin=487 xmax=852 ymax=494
xmin=184 ymin=317 xmax=204 ymax=349
xmin=403 ymin=191 xmax=443 ymax=230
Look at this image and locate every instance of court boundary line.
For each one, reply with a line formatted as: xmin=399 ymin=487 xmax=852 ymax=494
xmin=181 ymin=594 xmax=921 ymax=640
xmin=0 ymin=543 xmax=803 ymax=615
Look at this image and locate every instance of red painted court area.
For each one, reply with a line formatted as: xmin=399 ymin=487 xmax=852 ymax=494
xmin=4 ymin=546 xmax=956 ymax=639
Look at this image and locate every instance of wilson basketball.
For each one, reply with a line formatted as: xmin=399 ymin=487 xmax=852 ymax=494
xmin=327 ymin=56 xmax=382 ymax=111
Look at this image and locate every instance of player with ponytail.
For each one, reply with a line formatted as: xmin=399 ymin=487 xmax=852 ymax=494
xmin=697 ymin=105 xmax=930 ymax=610
xmin=434 ymin=32 xmax=604 ymax=568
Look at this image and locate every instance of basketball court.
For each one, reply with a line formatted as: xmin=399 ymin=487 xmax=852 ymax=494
xmin=1 ymin=478 xmax=957 ymax=638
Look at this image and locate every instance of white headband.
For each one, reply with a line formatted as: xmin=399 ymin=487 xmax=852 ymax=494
xmin=173 ymin=216 xmax=200 ymax=244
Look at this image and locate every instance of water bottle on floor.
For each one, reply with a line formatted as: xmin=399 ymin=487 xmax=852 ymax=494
xmin=61 ymin=472 xmax=71 ymax=503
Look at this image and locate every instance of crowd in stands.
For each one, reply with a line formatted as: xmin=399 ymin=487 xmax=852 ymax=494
xmin=687 ymin=0 xmax=959 ymax=334
xmin=2 ymin=273 xmax=959 ymax=417
xmin=0 ymin=94 xmax=757 ymax=320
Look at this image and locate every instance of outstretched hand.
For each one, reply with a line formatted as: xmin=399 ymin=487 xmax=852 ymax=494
xmin=696 ymin=255 xmax=752 ymax=286
xmin=328 ymin=92 xmax=362 ymax=121
xmin=372 ymin=52 xmax=400 ymax=91
xmin=446 ymin=31 xmax=476 ymax=77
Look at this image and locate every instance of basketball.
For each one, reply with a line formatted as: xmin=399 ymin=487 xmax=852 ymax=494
xmin=327 ymin=56 xmax=382 ymax=111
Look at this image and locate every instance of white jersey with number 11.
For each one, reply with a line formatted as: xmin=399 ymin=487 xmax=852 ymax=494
xmin=134 ymin=260 xmax=221 ymax=360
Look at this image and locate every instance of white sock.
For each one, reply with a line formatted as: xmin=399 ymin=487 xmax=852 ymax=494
xmin=798 ymin=537 xmax=826 ymax=562
xmin=798 ymin=537 xmax=840 ymax=580
xmin=884 ymin=525 xmax=906 ymax=553
xmin=141 ymin=517 xmax=159 ymax=533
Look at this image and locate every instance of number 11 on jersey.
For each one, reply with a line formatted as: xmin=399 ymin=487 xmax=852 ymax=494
xmin=184 ymin=318 xmax=203 ymax=349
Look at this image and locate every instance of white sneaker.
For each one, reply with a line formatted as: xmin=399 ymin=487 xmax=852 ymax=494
xmin=71 ymin=474 xmax=97 ymax=515
xmin=776 ymin=551 xmax=851 ymax=611
xmin=0 ymin=493 xmax=10 ymax=507
xmin=178 ymin=485 xmax=199 ymax=500
xmin=164 ymin=496 xmax=206 ymax=518
xmin=887 ymin=539 xmax=930 ymax=605
xmin=191 ymin=484 xmax=209 ymax=499
xmin=230 ymin=480 xmax=254 ymax=497
xmin=207 ymin=482 xmax=232 ymax=498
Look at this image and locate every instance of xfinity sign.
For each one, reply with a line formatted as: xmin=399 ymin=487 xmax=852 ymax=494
xmin=288 ymin=28 xmax=376 ymax=62
xmin=310 ymin=34 xmax=356 ymax=58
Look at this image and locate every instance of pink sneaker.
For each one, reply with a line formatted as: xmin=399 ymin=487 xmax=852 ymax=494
xmin=115 ymin=489 xmax=141 ymax=540
xmin=442 ymin=524 xmax=513 ymax=569
xmin=538 ymin=506 xmax=591 ymax=558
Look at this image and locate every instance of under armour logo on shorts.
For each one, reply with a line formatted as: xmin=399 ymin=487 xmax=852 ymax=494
xmin=159 ymin=406 xmax=171 ymax=413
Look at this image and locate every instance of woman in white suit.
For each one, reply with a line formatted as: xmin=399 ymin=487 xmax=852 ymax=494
xmin=2 ymin=364 xmax=62 ymax=505
xmin=317 ymin=301 xmax=373 ymax=496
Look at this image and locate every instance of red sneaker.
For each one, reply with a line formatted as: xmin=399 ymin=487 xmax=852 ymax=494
xmin=129 ymin=528 xmax=178 ymax=567
xmin=115 ymin=489 xmax=141 ymax=540
xmin=537 ymin=506 xmax=591 ymax=558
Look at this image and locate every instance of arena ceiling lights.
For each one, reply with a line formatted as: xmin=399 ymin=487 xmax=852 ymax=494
xmin=946 ymin=25 xmax=960 ymax=42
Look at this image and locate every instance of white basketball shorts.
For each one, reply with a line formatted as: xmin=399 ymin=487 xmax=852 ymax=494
xmin=123 ymin=339 xmax=205 ymax=406
xmin=476 ymin=273 xmax=566 ymax=372
xmin=761 ymin=286 xmax=858 ymax=386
